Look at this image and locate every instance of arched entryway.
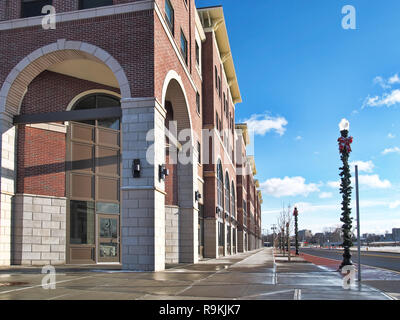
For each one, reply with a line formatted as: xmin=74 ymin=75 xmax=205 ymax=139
xmin=162 ymin=71 xmax=198 ymax=265
xmin=0 ymin=41 xmax=131 ymax=267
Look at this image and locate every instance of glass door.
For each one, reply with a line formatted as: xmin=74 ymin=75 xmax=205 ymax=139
xmin=98 ymin=214 xmax=120 ymax=263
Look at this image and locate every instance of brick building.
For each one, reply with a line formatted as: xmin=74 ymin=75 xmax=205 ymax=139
xmin=0 ymin=0 xmax=262 ymax=271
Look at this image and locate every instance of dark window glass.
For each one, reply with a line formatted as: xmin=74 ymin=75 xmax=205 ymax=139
xmin=165 ymin=0 xmax=174 ymax=34
xmin=197 ymin=141 xmax=201 ymax=164
xmin=216 ymin=112 xmax=219 ymax=130
xmin=218 ymin=76 xmax=221 ymax=98
xmin=195 ymin=42 xmax=200 ymax=67
xmin=73 ymin=94 xmax=120 ymax=127
xmin=180 ymin=30 xmax=188 ymax=64
xmin=218 ymin=222 xmax=224 ymax=246
xmin=225 ymin=172 xmax=230 ymax=214
xmin=196 ymin=92 xmax=201 ymax=114
xmin=96 ymin=202 xmax=120 ymax=214
xmin=215 ymin=66 xmax=218 ymax=90
xmin=217 ymin=161 xmax=223 ymax=208
xmin=21 ymin=0 xmax=52 ymax=18
xmin=69 ymin=201 xmax=95 ymax=245
xmin=79 ymin=0 xmax=113 ymax=10
xmin=231 ymin=181 xmax=235 ymax=218
xmin=99 ymin=217 xmax=118 ymax=238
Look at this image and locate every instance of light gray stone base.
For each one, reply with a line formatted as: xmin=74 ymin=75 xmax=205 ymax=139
xmin=12 ymin=194 xmax=66 ymax=265
xmin=165 ymin=205 xmax=179 ymax=264
xmin=179 ymin=207 xmax=198 ymax=263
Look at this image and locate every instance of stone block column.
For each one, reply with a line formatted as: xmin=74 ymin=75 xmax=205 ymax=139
xmin=177 ymin=150 xmax=198 ymax=264
xmin=204 ymin=218 xmax=218 ymax=258
xmin=120 ymin=98 xmax=166 ymax=271
xmin=0 ymin=113 xmax=15 ymax=266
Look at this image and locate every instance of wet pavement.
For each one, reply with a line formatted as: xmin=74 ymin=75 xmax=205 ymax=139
xmin=0 ymin=248 xmax=392 ymax=300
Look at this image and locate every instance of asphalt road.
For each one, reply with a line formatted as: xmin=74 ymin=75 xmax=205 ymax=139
xmin=300 ymin=248 xmax=400 ymax=273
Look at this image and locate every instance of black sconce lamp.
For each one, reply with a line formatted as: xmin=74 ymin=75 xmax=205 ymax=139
xmin=159 ymin=164 xmax=169 ymax=181
xmin=133 ymin=159 xmax=141 ymax=178
xmin=195 ymin=191 xmax=202 ymax=202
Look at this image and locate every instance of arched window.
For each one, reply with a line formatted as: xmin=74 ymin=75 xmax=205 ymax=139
xmin=217 ymin=161 xmax=223 ymax=209
xmin=73 ymin=93 xmax=120 ymax=129
xmin=225 ymin=172 xmax=230 ymax=214
xmin=231 ymin=181 xmax=236 ymax=218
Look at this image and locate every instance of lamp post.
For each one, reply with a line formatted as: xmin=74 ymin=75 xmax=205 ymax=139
xmin=293 ymin=207 xmax=299 ymax=255
xmin=286 ymin=222 xmax=291 ymax=262
xmin=338 ymin=119 xmax=354 ymax=269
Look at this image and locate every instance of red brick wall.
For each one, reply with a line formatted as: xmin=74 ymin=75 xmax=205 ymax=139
xmin=17 ymin=125 xmax=66 ymax=197
xmin=20 ymin=70 xmax=119 ymax=115
xmin=0 ymin=11 xmax=154 ymax=99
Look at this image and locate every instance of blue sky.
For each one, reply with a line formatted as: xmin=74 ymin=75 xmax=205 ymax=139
xmin=197 ymin=0 xmax=400 ymax=234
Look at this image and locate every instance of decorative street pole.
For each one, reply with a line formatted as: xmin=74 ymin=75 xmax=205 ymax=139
xmin=286 ymin=222 xmax=291 ymax=262
xmin=293 ymin=207 xmax=299 ymax=255
xmin=338 ymin=119 xmax=354 ymax=269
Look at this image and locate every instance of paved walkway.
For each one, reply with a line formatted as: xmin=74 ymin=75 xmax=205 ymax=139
xmin=0 ymin=248 xmax=391 ymax=300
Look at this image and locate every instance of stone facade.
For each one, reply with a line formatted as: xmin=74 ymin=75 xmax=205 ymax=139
xmin=12 ymin=194 xmax=66 ymax=265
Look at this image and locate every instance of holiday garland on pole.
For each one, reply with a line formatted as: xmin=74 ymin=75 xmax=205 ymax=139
xmin=293 ymin=207 xmax=299 ymax=255
xmin=338 ymin=122 xmax=354 ymax=269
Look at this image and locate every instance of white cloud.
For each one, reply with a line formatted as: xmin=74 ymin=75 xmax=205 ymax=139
xmin=260 ymin=176 xmax=319 ymax=198
xmin=244 ymin=114 xmax=288 ymax=136
xmin=389 ymin=201 xmax=400 ymax=209
xmin=327 ymin=181 xmax=340 ymax=189
xmin=295 ymin=136 xmax=303 ymax=141
xmin=319 ymin=192 xmax=333 ymax=199
xmin=388 ymin=133 xmax=396 ymax=139
xmin=363 ymin=89 xmax=400 ymax=108
xmin=382 ymin=147 xmax=400 ymax=155
xmin=373 ymin=76 xmax=391 ymax=89
xmin=349 ymin=160 xmax=374 ymax=173
xmin=389 ymin=73 xmax=400 ymax=85
xmin=327 ymin=175 xmax=391 ymax=189
xmin=358 ymin=175 xmax=391 ymax=189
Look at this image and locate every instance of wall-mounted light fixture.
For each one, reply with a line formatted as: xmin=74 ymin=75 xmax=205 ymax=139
xmin=195 ymin=191 xmax=202 ymax=202
xmin=133 ymin=159 xmax=141 ymax=178
xmin=159 ymin=164 xmax=169 ymax=181
xmin=216 ymin=207 xmax=221 ymax=215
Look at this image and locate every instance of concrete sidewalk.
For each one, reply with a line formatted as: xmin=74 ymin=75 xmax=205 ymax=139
xmin=0 ymin=248 xmax=392 ymax=300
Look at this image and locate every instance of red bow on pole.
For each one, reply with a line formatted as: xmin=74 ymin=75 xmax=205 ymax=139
xmin=338 ymin=136 xmax=353 ymax=154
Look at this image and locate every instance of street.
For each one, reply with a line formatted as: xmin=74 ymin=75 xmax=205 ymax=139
xmin=300 ymin=248 xmax=400 ymax=273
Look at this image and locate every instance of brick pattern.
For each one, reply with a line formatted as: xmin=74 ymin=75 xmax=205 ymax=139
xmin=13 ymin=194 xmax=66 ymax=265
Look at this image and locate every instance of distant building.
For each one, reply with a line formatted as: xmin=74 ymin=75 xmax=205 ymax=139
xmin=298 ymin=229 xmax=312 ymax=241
xmin=393 ymin=228 xmax=400 ymax=241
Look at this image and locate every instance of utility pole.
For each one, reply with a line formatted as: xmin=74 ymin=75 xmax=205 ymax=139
xmin=281 ymin=227 xmax=285 ymax=257
xmin=355 ymin=165 xmax=361 ymax=282
xmin=286 ymin=222 xmax=291 ymax=262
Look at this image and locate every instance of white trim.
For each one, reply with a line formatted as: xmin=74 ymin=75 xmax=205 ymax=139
xmin=66 ymin=89 xmax=121 ymax=111
xmin=161 ymin=70 xmax=194 ymax=146
xmin=0 ymin=0 xmax=154 ymax=31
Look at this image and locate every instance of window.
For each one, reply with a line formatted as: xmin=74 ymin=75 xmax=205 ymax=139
xmin=215 ymin=66 xmax=218 ymax=91
xmin=216 ymin=112 xmax=219 ymax=130
xmin=79 ymin=0 xmax=113 ymax=10
xmin=165 ymin=0 xmax=174 ymax=34
xmin=195 ymin=42 xmax=200 ymax=67
xmin=21 ymin=0 xmax=52 ymax=18
xmin=217 ymin=160 xmax=223 ymax=210
xmin=231 ymin=181 xmax=236 ymax=218
xmin=196 ymin=92 xmax=201 ymax=115
xmin=197 ymin=141 xmax=201 ymax=164
xmin=223 ymin=93 xmax=226 ymax=113
xmin=218 ymin=222 xmax=224 ymax=246
xmin=225 ymin=172 xmax=230 ymax=214
xmin=180 ymin=30 xmax=188 ymax=65
xmin=243 ymin=200 xmax=247 ymax=226
xmin=218 ymin=76 xmax=221 ymax=98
